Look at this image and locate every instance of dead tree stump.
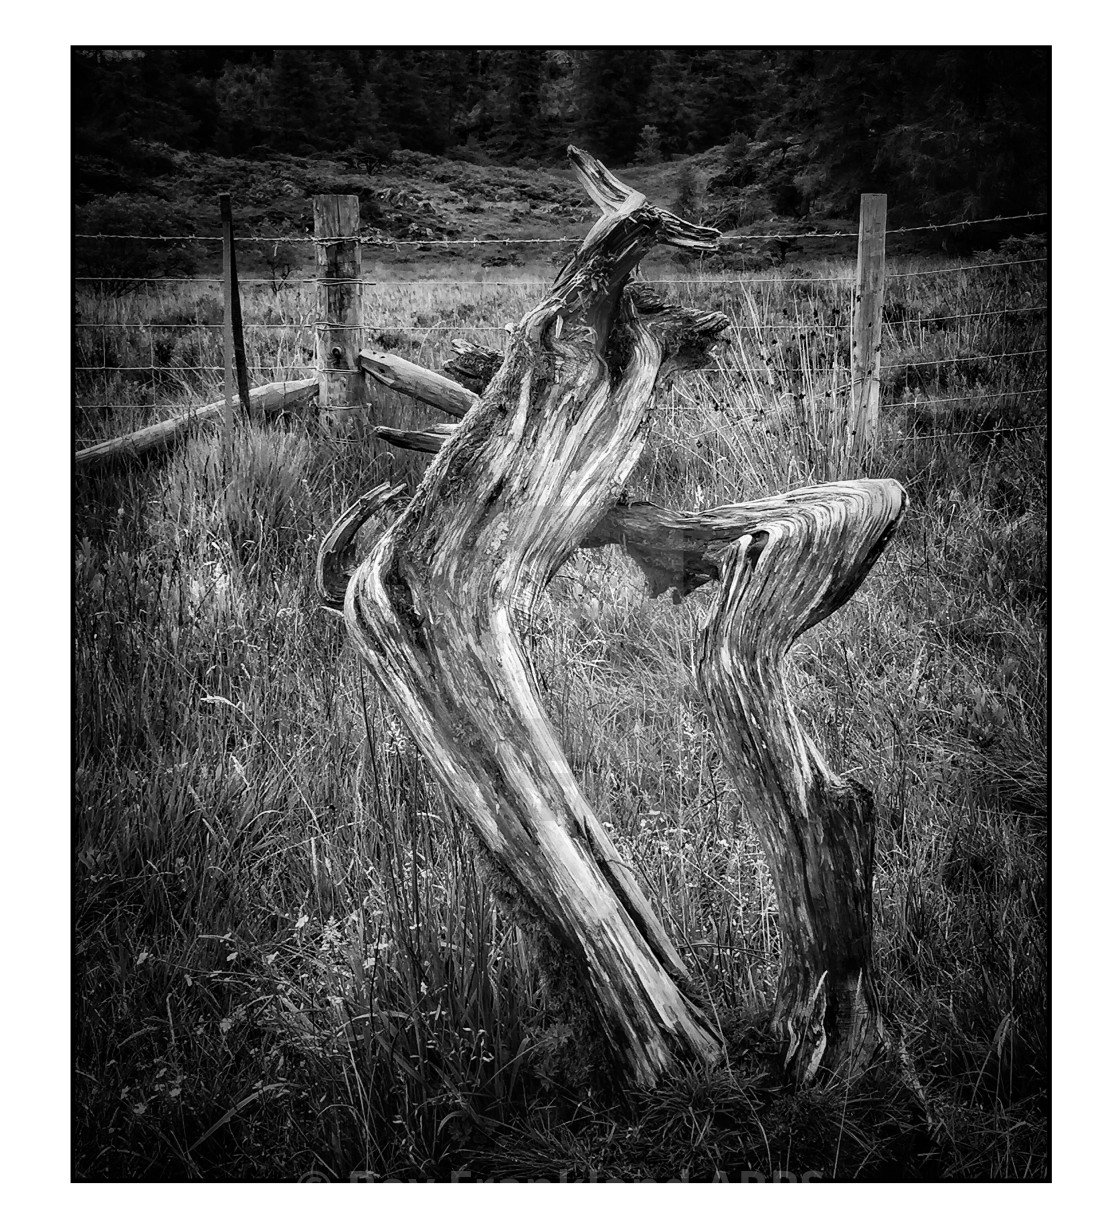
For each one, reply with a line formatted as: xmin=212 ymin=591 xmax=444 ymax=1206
xmin=339 ymin=148 xmax=729 ymax=1085
xmin=321 ymin=148 xmax=907 ymax=1087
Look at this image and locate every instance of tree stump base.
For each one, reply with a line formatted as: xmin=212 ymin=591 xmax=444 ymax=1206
xmin=318 ymin=148 xmax=907 ymax=1088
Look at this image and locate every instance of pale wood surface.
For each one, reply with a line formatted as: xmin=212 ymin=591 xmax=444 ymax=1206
xmin=74 ymin=379 xmax=318 ymax=469
xmin=335 ymin=148 xmax=727 ymax=1084
xmin=319 ymin=152 xmax=907 ymax=1087
xmin=359 ymin=349 xmax=479 ymax=418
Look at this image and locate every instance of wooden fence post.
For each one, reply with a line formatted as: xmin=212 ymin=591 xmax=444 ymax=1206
xmin=219 ymin=193 xmax=252 ymax=428
xmin=850 ymin=193 xmax=887 ymax=464
xmin=314 ymin=195 xmax=364 ymax=432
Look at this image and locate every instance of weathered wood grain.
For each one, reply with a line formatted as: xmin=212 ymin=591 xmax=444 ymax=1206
xmin=317 ymin=483 xmax=409 ymax=611
xmin=359 ymin=349 xmax=479 ymax=418
xmin=850 ymin=193 xmax=887 ymax=460
xmin=694 ymin=479 xmax=906 ymax=1081
xmin=74 ymin=379 xmax=319 ymax=469
xmin=321 ymin=149 xmax=907 ymax=1088
xmin=314 ymin=195 xmax=365 ymax=432
xmin=373 ymin=423 xmax=457 ymax=454
xmin=443 ymin=339 xmax=504 ymax=394
xmin=337 ymin=147 xmax=728 ymax=1084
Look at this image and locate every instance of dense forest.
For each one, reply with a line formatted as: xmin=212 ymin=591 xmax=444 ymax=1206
xmin=73 ymin=47 xmax=1050 ymax=224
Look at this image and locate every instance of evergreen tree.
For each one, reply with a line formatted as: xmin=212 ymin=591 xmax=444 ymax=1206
xmin=72 ymin=45 xmax=1050 ymax=225
xmin=268 ymin=49 xmax=327 ymax=154
xmin=213 ymin=58 xmax=274 ymax=156
xmin=490 ymin=49 xmax=547 ymax=156
xmin=577 ymin=49 xmax=655 ymax=162
xmin=688 ymin=49 xmax=767 ymax=147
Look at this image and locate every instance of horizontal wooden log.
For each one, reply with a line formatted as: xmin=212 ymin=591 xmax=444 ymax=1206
xmin=586 ymin=482 xmax=905 ymax=605
xmin=324 ymin=475 xmax=898 ymax=609
xmin=73 ymin=379 xmax=319 ymax=469
xmin=374 ymin=423 xmax=457 ymax=454
xmin=358 ymin=349 xmax=479 ymax=419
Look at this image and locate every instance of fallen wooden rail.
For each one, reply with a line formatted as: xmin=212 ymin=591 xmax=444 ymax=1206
xmin=373 ymin=423 xmax=457 ymax=455
xmin=359 ymin=349 xmax=478 ymax=418
xmin=73 ymin=378 xmax=319 ymax=469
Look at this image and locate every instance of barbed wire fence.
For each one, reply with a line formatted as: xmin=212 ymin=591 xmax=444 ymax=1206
xmin=73 ymin=210 xmax=1048 ymax=450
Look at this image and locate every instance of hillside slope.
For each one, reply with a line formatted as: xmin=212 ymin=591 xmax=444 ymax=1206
xmin=74 ymin=142 xmax=907 ymax=282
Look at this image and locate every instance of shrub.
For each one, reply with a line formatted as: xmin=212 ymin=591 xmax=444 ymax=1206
xmin=75 ymin=196 xmax=200 ymax=295
xmin=636 ymin=125 xmax=662 ymax=162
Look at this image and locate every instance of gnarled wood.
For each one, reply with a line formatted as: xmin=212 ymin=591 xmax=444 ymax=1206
xmin=320 ymin=470 xmax=905 ymax=1084
xmin=74 ymin=378 xmax=318 ymax=469
xmin=339 ymin=148 xmax=727 ymax=1084
xmin=317 ymin=483 xmax=409 ymax=611
xmin=594 ymin=480 xmax=908 ymax=1079
xmin=443 ymin=339 xmax=504 ymax=394
xmin=693 ymin=480 xmax=905 ymax=1082
xmin=323 ymin=149 xmax=907 ymax=1089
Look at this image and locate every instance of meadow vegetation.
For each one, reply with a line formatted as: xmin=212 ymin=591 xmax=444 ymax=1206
xmin=74 ymin=240 xmax=1047 ymax=1180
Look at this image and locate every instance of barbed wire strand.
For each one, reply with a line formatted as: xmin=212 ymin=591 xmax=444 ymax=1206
xmin=75 ymin=322 xmax=317 ymax=331
xmin=72 ymin=211 xmax=1049 ymax=247
xmin=898 ymin=422 xmax=1046 ymax=440
xmin=73 ymin=350 xmax=1049 ymax=382
xmin=886 ymin=388 xmax=1047 ymax=407
xmin=75 ymin=381 xmax=1048 ymax=407
xmin=73 ymin=414 xmax=1048 ymax=451
xmin=684 ymin=350 xmax=1048 ymax=375
xmin=887 ymin=257 xmax=1046 ymax=280
xmin=74 ymin=364 xmax=319 ymax=374
xmin=884 ymin=307 xmax=1047 ymax=325
xmin=73 ymin=255 xmax=1046 ymax=290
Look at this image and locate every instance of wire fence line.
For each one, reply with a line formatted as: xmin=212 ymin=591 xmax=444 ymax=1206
xmin=74 ymin=356 xmax=1051 ymax=379
xmin=74 ymin=206 xmax=1047 ymax=446
xmin=73 ymin=256 xmax=1046 ymax=291
xmin=72 ymin=210 xmax=1049 ymax=246
xmin=75 ymin=345 xmax=1048 ymax=368
xmin=74 ymin=307 xmax=1048 ymax=376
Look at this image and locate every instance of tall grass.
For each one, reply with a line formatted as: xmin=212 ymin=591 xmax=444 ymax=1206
xmin=73 ymin=249 xmax=1048 ymax=1180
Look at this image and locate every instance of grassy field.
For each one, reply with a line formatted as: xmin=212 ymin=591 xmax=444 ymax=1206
xmin=73 ymin=242 xmax=1048 ymax=1180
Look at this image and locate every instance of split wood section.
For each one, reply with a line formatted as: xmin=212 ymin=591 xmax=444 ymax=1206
xmin=321 ymin=148 xmax=907 ymax=1086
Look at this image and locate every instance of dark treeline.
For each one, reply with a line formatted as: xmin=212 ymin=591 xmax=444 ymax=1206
xmin=73 ymin=47 xmax=1049 ymax=222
